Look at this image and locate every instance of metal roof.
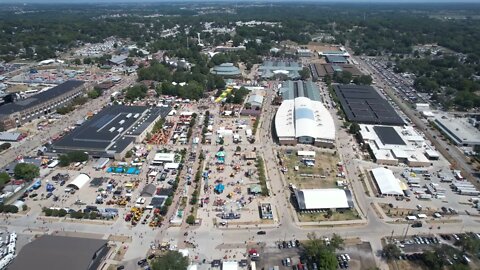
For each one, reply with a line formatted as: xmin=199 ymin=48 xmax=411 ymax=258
xmin=373 ymin=126 xmax=406 ymax=145
xmin=334 ymin=84 xmax=405 ymax=125
xmin=8 ymin=235 xmax=108 ymax=270
xmin=52 ymin=105 xmax=170 ymax=156
xmin=276 ymin=97 xmax=335 ymax=141
xmin=0 ymin=80 xmax=84 ymax=116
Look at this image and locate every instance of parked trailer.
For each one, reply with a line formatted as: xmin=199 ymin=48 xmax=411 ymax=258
xmin=459 ymin=189 xmax=480 ymax=196
xmin=418 ymin=194 xmax=433 ymax=200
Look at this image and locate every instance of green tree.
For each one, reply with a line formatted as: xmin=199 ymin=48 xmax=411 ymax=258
xmin=299 ymin=67 xmax=311 ymax=80
xmin=304 ymin=233 xmax=339 ymax=270
xmin=58 ymin=155 xmax=70 ymax=167
xmin=83 ymin=58 xmax=92 ymax=65
xmin=330 ymin=233 xmax=344 ymax=251
xmin=151 ymin=251 xmax=189 ymax=270
xmin=382 ymin=243 xmax=401 ymax=261
xmin=126 ymin=58 xmax=134 ymax=67
xmin=349 ymin=122 xmax=360 ymax=134
xmin=0 ymin=172 xmax=10 ymax=188
xmin=67 ymin=151 xmax=89 ymax=163
xmin=186 ymin=214 xmax=196 ymax=225
xmin=14 ymin=163 xmax=39 ymax=180
xmin=73 ymin=58 xmax=82 ymax=65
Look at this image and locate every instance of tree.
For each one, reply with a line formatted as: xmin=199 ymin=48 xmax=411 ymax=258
xmin=126 ymin=58 xmax=134 ymax=67
xmin=83 ymin=58 xmax=92 ymax=65
xmin=186 ymin=214 xmax=195 ymax=225
xmin=0 ymin=172 xmax=10 ymax=188
xmin=330 ymin=233 xmax=344 ymax=250
xmin=299 ymin=67 xmax=311 ymax=80
xmin=165 ymin=197 xmax=173 ymax=206
xmin=58 ymin=155 xmax=70 ymax=167
xmin=73 ymin=58 xmax=82 ymax=65
xmin=303 ymin=233 xmax=339 ymax=270
xmin=151 ymin=251 xmax=189 ymax=270
xmin=14 ymin=163 xmax=39 ymax=180
xmin=349 ymin=122 xmax=360 ymax=134
xmin=382 ymin=243 xmax=401 ymax=261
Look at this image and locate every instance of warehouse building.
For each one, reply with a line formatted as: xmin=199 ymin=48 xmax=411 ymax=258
xmin=246 ymin=94 xmax=264 ymax=109
xmin=0 ymin=80 xmax=86 ymax=130
xmin=275 ymin=97 xmax=335 ymax=147
xmin=9 ymin=235 xmax=109 ymax=270
xmin=433 ymin=115 xmax=480 ymax=150
xmin=325 ymin=55 xmax=348 ymax=64
xmin=294 ymin=188 xmax=353 ymax=211
xmin=333 ymin=84 xmax=404 ymax=125
xmin=279 ymin=80 xmax=322 ymax=101
xmin=309 ymin=63 xmax=362 ymax=81
xmin=258 ymin=60 xmax=303 ymax=79
xmin=51 ymin=105 xmax=170 ymax=159
xmin=370 ymin=167 xmax=404 ymax=196
xmin=359 ymin=124 xmax=431 ymax=167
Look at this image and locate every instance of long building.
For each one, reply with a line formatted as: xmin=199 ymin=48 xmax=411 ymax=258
xmin=0 ymin=80 xmax=86 ymax=130
xmin=433 ymin=115 xmax=480 ymax=151
xmin=51 ymin=105 xmax=171 ymax=159
xmin=309 ymin=63 xmax=362 ymax=80
xmin=333 ymin=84 xmax=405 ymax=126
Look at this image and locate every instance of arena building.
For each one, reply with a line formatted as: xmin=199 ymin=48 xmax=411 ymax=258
xmin=275 ymin=96 xmax=335 ymax=147
xmin=51 ymin=105 xmax=170 ymax=159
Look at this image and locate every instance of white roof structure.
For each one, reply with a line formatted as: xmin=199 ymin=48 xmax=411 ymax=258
xmin=294 ymin=188 xmax=351 ymax=209
xmin=66 ymin=173 xmax=90 ymax=190
xmin=164 ymin=163 xmax=180 ymax=170
xmin=222 ymin=261 xmax=238 ymax=270
xmin=359 ymin=124 xmax=431 ymax=166
xmin=0 ymin=132 xmax=22 ymax=141
xmin=275 ymin=97 xmax=335 ymax=143
xmin=153 ymin=153 xmax=175 ymax=163
xmin=247 ymin=95 xmax=264 ymax=106
xmin=371 ymin=168 xmax=404 ymax=196
xmin=297 ymin=151 xmax=316 ymax=157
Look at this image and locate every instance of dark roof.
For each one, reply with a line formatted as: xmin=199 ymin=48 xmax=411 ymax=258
xmin=334 ymin=85 xmax=404 ymax=125
xmin=0 ymin=80 xmax=84 ymax=116
xmin=150 ymin=196 xmax=167 ymax=208
xmin=141 ymin=183 xmax=157 ymax=197
xmin=52 ymin=105 xmax=170 ymax=156
xmin=8 ymin=235 xmax=108 ymax=270
xmin=373 ymin=126 xmax=406 ymax=145
xmin=326 ymin=55 xmax=348 ymax=63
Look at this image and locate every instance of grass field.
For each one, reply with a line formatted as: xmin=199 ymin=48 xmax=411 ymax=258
xmin=298 ymin=208 xmax=360 ymax=222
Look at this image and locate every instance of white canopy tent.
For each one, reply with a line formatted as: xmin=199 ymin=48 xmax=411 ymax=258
xmin=371 ymin=168 xmax=404 ymax=196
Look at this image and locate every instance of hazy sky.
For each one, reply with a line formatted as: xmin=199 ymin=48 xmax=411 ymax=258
xmin=4 ymin=0 xmax=480 ymax=3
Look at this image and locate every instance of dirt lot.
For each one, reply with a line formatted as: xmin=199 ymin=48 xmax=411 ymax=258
xmin=283 ymin=150 xmax=341 ymax=189
xmin=305 ymin=42 xmax=343 ymax=53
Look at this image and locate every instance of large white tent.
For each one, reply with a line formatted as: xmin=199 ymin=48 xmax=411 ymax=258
xmin=371 ymin=168 xmax=404 ymax=196
xmin=294 ymin=188 xmax=352 ymax=210
xmin=66 ymin=173 xmax=90 ymax=190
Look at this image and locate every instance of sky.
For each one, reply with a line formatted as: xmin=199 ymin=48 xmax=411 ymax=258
xmin=3 ymin=0 xmax=480 ymax=3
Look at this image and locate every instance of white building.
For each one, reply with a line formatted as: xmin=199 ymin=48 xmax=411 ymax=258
xmin=359 ymin=124 xmax=432 ymax=167
xmin=371 ymin=168 xmax=404 ymax=196
xmin=275 ymin=97 xmax=335 ymax=148
xmin=246 ymin=95 xmax=264 ymax=109
xmin=294 ymin=188 xmax=353 ymax=211
xmin=152 ymin=153 xmax=175 ymax=165
xmin=434 ymin=115 xmax=480 ymax=150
